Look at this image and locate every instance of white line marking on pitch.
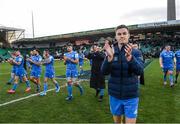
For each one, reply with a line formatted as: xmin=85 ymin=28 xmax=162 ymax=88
xmin=0 ymin=61 xmax=151 ymax=108
xmin=0 ymin=60 xmax=151 ymax=107
xmin=0 ymin=88 xmax=57 ymax=107
xmin=0 ymin=79 xmax=89 ymax=107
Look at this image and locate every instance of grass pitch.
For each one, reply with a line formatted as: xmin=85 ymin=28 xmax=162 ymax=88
xmin=0 ymin=59 xmax=180 ymax=123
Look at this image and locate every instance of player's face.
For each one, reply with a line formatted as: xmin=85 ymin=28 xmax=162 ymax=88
xmin=43 ymin=51 xmax=46 ymax=56
xmin=115 ymin=28 xmax=130 ymax=45
xmin=105 ymin=40 xmax=110 ymax=45
xmin=67 ymin=46 xmax=72 ymax=52
xmin=33 ymin=50 xmax=37 ymax=55
xmin=133 ymin=44 xmax=138 ymax=49
xmin=93 ymin=45 xmax=98 ymax=52
xmin=43 ymin=51 xmax=48 ymax=58
xmin=97 ymin=47 xmax=101 ymax=51
xmin=16 ymin=51 xmax=20 ymax=56
xmin=166 ymin=46 xmax=171 ymax=51
xmin=46 ymin=52 xmax=49 ymax=57
xmin=30 ymin=51 xmax=34 ymax=56
xmin=12 ymin=52 xmax=16 ymax=58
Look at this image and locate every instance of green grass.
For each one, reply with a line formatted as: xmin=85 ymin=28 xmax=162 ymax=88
xmin=0 ymin=59 xmax=180 ymax=123
xmin=138 ymin=59 xmax=180 ymax=123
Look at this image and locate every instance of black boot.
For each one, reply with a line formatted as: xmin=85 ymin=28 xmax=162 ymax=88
xmin=95 ymin=89 xmax=100 ymax=97
xmin=98 ymin=95 xmax=103 ymax=102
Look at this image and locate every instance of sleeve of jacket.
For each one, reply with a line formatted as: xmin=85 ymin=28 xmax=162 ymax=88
xmin=128 ymin=49 xmax=144 ymax=75
xmin=84 ymin=52 xmax=93 ymax=59
xmin=101 ymin=56 xmax=112 ymax=75
xmin=98 ymin=51 xmax=105 ymax=60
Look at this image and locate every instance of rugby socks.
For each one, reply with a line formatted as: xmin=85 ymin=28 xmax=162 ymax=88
xmin=43 ymin=82 xmax=48 ymax=92
xmin=55 ymin=83 xmax=59 ymax=88
xmin=80 ymin=69 xmax=84 ymax=75
xmin=54 ymin=81 xmax=60 ymax=88
xmin=75 ymin=84 xmax=83 ymax=94
xmin=99 ymin=89 xmax=104 ymax=96
xmin=67 ymin=84 xmax=72 ymax=97
xmin=25 ymin=80 xmax=30 ymax=87
xmin=163 ymin=73 xmax=167 ymax=82
xmin=169 ymin=74 xmax=173 ymax=84
xmin=98 ymin=89 xmax=104 ymax=102
xmin=37 ymin=84 xmax=40 ymax=91
xmin=19 ymin=77 xmax=23 ymax=83
xmin=12 ymin=83 xmax=18 ymax=90
xmin=8 ymin=77 xmax=14 ymax=84
xmin=75 ymin=83 xmax=82 ymax=90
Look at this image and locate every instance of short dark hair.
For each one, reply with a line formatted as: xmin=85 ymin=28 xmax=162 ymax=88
xmin=35 ymin=49 xmax=41 ymax=54
xmin=115 ymin=25 xmax=129 ymax=33
xmin=92 ymin=44 xmax=97 ymax=48
xmin=67 ymin=43 xmax=73 ymax=47
xmin=105 ymin=37 xmax=113 ymax=46
xmin=44 ymin=49 xmax=49 ymax=54
xmin=165 ymin=44 xmax=170 ymax=47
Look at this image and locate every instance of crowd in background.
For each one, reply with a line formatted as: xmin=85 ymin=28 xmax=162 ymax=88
xmin=0 ymin=34 xmax=179 ymax=62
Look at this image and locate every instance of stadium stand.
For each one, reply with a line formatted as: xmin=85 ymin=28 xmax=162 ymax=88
xmin=0 ymin=20 xmax=179 ymax=62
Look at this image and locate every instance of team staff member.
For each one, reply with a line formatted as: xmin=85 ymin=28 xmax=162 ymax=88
xmin=86 ymin=44 xmax=105 ymax=102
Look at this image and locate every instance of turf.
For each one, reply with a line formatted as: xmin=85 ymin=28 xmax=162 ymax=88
xmin=0 ymin=59 xmax=180 ymax=123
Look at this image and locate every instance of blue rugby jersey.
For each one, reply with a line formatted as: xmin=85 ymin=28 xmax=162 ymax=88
xmin=31 ymin=55 xmax=42 ymax=72
xmin=160 ymin=50 xmax=174 ymax=68
xmin=64 ymin=51 xmax=79 ymax=71
xmin=44 ymin=55 xmax=54 ymax=73
xmin=175 ymin=50 xmax=180 ymax=66
xmin=15 ymin=55 xmax=25 ymax=72
xmin=79 ymin=53 xmax=84 ymax=63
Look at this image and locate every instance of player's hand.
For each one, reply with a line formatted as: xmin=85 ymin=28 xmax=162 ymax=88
xmin=90 ymin=47 xmax=93 ymax=52
xmin=43 ymin=52 xmax=47 ymax=59
xmin=66 ymin=57 xmax=73 ymax=61
xmin=27 ymin=58 xmax=33 ymax=63
xmin=7 ymin=58 xmax=12 ymax=63
xmin=26 ymin=58 xmax=30 ymax=61
xmin=63 ymin=56 xmax=67 ymax=61
xmin=66 ymin=57 xmax=70 ymax=60
xmin=125 ymin=43 xmax=133 ymax=61
xmin=103 ymin=42 xmax=114 ymax=62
